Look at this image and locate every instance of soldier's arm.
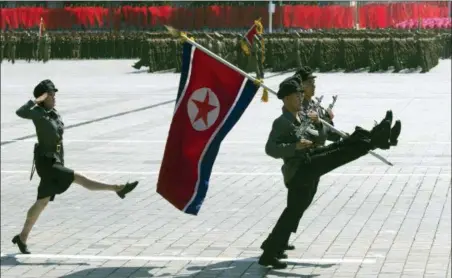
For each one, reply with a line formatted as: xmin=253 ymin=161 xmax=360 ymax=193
xmin=16 ymin=100 xmax=44 ymax=120
xmin=312 ymin=120 xmax=329 ymax=143
xmin=320 ymin=110 xmax=342 ymax=142
xmin=265 ymin=118 xmax=297 ymax=159
xmin=326 ymin=122 xmax=342 ymax=142
xmin=327 ymin=131 xmax=342 ymax=142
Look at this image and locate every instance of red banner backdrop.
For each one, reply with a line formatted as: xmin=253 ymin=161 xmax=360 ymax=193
xmin=1 ymin=3 xmax=450 ymax=31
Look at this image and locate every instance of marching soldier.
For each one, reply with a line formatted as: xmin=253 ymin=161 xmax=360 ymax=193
xmin=12 ymin=79 xmax=139 ymax=255
xmin=294 ymin=33 xmax=302 ymax=69
xmin=132 ymin=35 xmax=149 ymax=70
xmin=1 ymin=32 xmax=4 ymax=63
xmin=297 ymin=66 xmax=341 ymax=145
xmin=212 ymin=32 xmax=224 ymax=57
xmin=72 ymin=33 xmax=82 ymax=59
xmin=147 ymin=37 xmax=156 ymax=72
xmin=205 ymin=33 xmax=214 ymax=52
xmin=8 ymin=32 xmax=17 ymax=64
xmin=23 ymin=32 xmax=35 ymax=62
xmin=237 ymin=35 xmax=249 ymax=72
xmin=227 ymin=34 xmax=240 ymax=66
xmin=37 ymin=34 xmax=45 ymax=61
xmin=174 ymin=37 xmax=182 ymax=73
xmin=270 ymin=66 xmax=343 ymax=252
xmin=43 ymin=33 xmax=51 ymax=62
xmin=253 ymin=34 xmax=265 ymax=80
xmin=258 ymin=76 xmax=401 ymax=269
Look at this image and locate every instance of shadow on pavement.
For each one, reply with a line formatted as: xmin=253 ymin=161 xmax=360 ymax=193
xmin=60 ymin=266 xmax=163 ymax=277
xmin=163 ymin=257 xmax=335 ymax=278
xmin=1 ymin=255 xmax=336 ymax=277
xmin=1 ymin=254 xmax=88 ymax=266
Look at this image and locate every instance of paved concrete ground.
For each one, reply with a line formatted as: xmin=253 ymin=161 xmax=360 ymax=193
xmin=1 ymin=59 xmax=450 ymax=278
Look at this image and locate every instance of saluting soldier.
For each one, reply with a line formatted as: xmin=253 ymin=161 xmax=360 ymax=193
xmin=258 ymin=76 xmax=401 ymax=269
xmin=12 ymin=80 xmax=139 ymax=255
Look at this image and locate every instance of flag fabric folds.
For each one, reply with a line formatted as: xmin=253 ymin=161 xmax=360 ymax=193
xmin=240 ymin=18 xmax=264 ymax=56
xmin=157 ymin=42 xmax=259 ymax=216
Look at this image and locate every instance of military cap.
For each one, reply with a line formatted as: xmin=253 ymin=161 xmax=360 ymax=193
xmin=295 ymin=66 xmax=317 ymax=82
xmin=33 ymin=79 xmax=58 ymax=98
xmin=277 ymin=76 xmax=303 ymax=100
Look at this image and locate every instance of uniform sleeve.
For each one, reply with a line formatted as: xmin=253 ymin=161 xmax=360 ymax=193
xmin=265 ymin=118 xmax=297 ymax=159
xmin=322 ymin=115 xmax=342 ymax=142
xmin=16 ymin=100 xmax=43 ymax=120
xmin=313 ymin=121 xmax=328 ymax=143
xmin=326 ymin=120 xmax=342 ymax=142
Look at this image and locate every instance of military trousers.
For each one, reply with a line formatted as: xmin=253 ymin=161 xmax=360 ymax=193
xmin=290 ymin=177 xmax=319 ymax=234
xmin=262 ymin=132 xmax=372 ymax=256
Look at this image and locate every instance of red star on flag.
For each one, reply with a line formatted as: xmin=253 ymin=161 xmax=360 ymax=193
xmin=192 ymin=91 xmax=217 ymax=126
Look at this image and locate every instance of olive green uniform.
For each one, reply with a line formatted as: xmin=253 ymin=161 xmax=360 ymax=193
xmin=16 ymin=99 xmax=74 ymax=202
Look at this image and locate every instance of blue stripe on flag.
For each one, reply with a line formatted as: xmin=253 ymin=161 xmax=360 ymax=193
xmin=176 ymin=43 xmax=193 ymax=104
xmin=184 ymin=79 xmax=259 ymax=215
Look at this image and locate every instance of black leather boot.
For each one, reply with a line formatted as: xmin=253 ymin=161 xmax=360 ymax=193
xmin=284 ymin=244 xmax=295 ymax=250
xmin=277 ymin=251 xmax=288 ymax=259
xmin=390 ymin=120 xmax=401 ymax=146
xmin=370 ymin=119 xmax=392 ymax=150
xmin=132 ymin=62 xmax=142 ymax=70
xmin=258 ymin=252 xmax=288 ymax=269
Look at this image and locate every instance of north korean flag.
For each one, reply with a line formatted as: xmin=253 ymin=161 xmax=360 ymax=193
xmin=244 ymin=23 xmax=260 ymax=46
xmin=156 ymin=42 xmax=259 ymax=216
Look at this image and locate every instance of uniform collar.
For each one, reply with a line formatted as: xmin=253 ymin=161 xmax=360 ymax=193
xmin=282 ymin=106 xmax=299 ymax=124
xmin=43 ymin=107 xmax=58 ymax=116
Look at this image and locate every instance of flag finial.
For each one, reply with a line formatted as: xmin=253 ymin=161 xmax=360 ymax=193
xmin=165 ymin=25 xmax=195 ymax=42
xmin=254 ymin=18 xmax=264 ymax=35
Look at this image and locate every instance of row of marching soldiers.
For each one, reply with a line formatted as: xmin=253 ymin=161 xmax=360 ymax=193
xmin=1 ymin=30 xmax=144 ymax=63
xmin=0 ymin=30 xmax=265 ymax=73
xmin=1 ymin=31 xmax=52 ymax=63
xmin=132 ymin=31 xmax=265 ymax=75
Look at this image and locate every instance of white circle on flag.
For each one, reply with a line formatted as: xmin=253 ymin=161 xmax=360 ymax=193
xmin=187 ymin=87 xmax=220 ymax=131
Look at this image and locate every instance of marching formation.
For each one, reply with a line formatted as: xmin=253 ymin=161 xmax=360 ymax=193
xmin=2 ymin=28 xmax=450 ymax=73
xmin=10 ymin=23 xmax=403 ymax=271
xmin=0 ymin=30 xmax=264 ymax=73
